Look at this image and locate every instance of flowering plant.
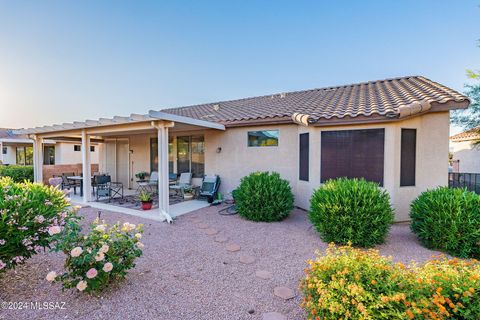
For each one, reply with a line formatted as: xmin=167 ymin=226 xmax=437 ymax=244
xmin=0 ymin=177 xmax=77 ymax=272
xmin=47 ymin=218 xmax=144 ymax=293
xmin=300 ymin=244 xmax=480 ymax=319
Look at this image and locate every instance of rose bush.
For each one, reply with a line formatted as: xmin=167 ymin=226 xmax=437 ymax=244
xmin=47 ymin=218 xmax=144 ymax=293
xmin=301 ymin=244 xmax=480 ymax=319
xmin=0 ymin=177 xmax=77 ymax=272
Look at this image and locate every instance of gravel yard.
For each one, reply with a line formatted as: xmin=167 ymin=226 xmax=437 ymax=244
xmin=0 ymin=205 xmax=441 ymax=320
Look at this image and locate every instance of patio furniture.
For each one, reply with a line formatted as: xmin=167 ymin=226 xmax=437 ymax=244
xmin=169 ymin=173 xmax=178 ymax=185
xmin=169 ymin=172 xmax=193 ymax=197
xmin=137 ymin=171 xmax=159 ymax=194
xmin=95 ymin=175 xmax=124 ymax=201
xmin=66 ymin=175 xmax=94 ymax=197
xmin=62 ymin=172 xmax=80 ymax=194
xmin=198 ymin=175 xmax=221 ymax=203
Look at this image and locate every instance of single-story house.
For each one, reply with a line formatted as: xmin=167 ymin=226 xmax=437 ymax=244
xmin=15 ymin=76 xmax=470 ymax=221
xmin=0 ymin=128 xmax=100 ymax=166
xmin=450 ymin=127 xmax=480 ymax=173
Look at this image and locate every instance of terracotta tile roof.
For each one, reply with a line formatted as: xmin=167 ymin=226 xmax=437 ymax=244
xmin=450 ymin=127 xmax=480 ymax=141
xmin=161 ymin=76 xmax=469 ymax=127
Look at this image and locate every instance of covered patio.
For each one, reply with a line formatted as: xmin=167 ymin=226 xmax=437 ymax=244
xmin=15 ymin=111 xmax=225 ymax=222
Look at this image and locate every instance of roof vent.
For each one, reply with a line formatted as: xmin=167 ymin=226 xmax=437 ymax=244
xmin=213 ymin=104 xmax=220 ymax=111
xmin=280 ymin=92 xmax=286 ymax=98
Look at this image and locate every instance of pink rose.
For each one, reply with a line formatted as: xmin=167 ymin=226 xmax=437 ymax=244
xmin=86 ymin=268 xmax=98 ymax=279
xmin=103 ymin=262 xmax=113 ymax=272
xmin=48 ymin=226 xmax=61 ymax=235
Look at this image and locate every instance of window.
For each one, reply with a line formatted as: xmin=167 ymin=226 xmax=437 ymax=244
xmin=74 ymin=145 xmax=81 ymax=151
xmin=2 ymin=147 xmax=6 ymax=155
xmin=400 ymin=129 xmax=416 ymax=186
xmin=177 ymin=135 xmax=205 ymax=178
xmin=90 ymin=146 xmax=95 ymax=152
xmin=16 ymin=146 xmax=33 ymax=165
xmin=43 ymin=146 xmax=55 ymax=165
xmin=247 ymin=130 xmax=279 ymax=147
xmin=299 ymin=133 xmax=309 ymax=181
xmin=321 ymin=129 xmax=385 ymax=185
xmin=150 ymin=137 xmax=174 ymax=173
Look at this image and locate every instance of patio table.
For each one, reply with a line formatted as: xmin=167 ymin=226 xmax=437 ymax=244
xmin=67 ymin=176 xmax=93 ymax=197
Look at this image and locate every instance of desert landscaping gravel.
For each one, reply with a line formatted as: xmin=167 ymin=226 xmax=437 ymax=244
xmin=0 ymin=205 xmax=442 ymax=320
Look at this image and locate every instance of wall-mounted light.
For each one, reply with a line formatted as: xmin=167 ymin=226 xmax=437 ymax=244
xmin=216 ymin=147 xmax=222 ymax=153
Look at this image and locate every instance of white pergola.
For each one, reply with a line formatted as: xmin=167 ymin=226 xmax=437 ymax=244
xmin=14 ymin=111 xmax=225 ymax=222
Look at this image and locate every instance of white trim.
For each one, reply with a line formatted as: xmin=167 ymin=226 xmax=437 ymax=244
xmin=0 ymin=138 xmax=55 ymax=144
xmin=149 ymin=110 xmax=226 ymax=130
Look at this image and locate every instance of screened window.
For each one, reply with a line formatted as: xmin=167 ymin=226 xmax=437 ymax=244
xmin=2 ymin=147 xmax=6 ymax=155
xmin=16 ymin=146 xmax=33 ymax=165
xmin=74 ymin=145 xmax=81 ymax=151
xmin=400 ymin=129 xmax=416 ymax=186
xmin=247 ymin=130 xmax=279 ymax=147
xmin=321 ymin=129 xmax=385 ymax=185
xmin=43 ymin=146 xmax=55 ymax=165
xmin=299 ymin=133 xmax=309 ymax=181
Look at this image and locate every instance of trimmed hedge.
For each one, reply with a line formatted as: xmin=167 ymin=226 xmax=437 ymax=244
xmin=309 ymin=178 xmax=394 ymax=247
xmin=301 ymin=244 xmax=480 ymax=319
xmin=235 ymin=171 xmax=294 ymax=222
xmin=410 ymin=187 xmax=480 ymax=259
xmin=0 ymin=165 xmax=34 ymax=182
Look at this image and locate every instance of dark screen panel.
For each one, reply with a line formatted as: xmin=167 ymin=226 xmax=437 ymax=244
xmin=299 ymin=133 xmax=309 ymax=181
xmin=400 ymin=129 xmax=416 ymax=186
xmin=321 ymin=129 xmax=385 ymax=185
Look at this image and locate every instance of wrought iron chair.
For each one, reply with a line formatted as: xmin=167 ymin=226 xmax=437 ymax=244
xmin=95 ymin=175 xmax=124 ymax=202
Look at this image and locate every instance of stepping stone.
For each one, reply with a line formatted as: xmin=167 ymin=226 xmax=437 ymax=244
xmin=197 ymin=223 xmax=209 ymax=229
xmin=255 ymin=270 xmax=273 ymax=279
xmin=262 ymin=312 xmax=287 ymax=320
xmin=239 ymin=255 xmax=255 ymax=264
xmin=226 ymin=243 xmax=241 ymax=252
xmin=205 ymin=228 xmax=218 ymax=235
xmin=214 ymin=235 xmax=228 ymax=243
xmin=273 ymin=286 xmax=296 ymax=300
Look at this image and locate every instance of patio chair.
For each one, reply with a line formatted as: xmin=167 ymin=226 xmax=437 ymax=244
xmin=137 ymin=171 xmax=159 ymax=194
xmin=95 ymin=175 xmax=124 ymax=202
xmin=61 ymin=172 xmax=79 ymax=194
xmin=169 ymin=172 xmax=193 ymax=197
xmin=169 ymin=173 xmax=178 ymax=185
xmin=198 ymin=175 xmax=221 ymax=203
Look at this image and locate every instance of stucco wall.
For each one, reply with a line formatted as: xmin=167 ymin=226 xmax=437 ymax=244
xmin=450 ymin=140 xmax=480 ymax=173
xmin=1 ymin=145 xmax=17 ymax=165
xmin=55 ymin=142 xmax=99 ymax=165
xmin=204 ymin=112 xmax=450 ymax=222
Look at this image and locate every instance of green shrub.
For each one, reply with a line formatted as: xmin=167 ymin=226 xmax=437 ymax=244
xmin=235 ymin=171 xmax=294 ymax=222
xmin=0 ymin=177 xmax=76 ymax=272
xmin=0 ymin=165 xmax=34 ymax=182
xmin=309 ymin=178 xmax=394 ymax=247
xmin=301 ymin=244 xmax=480 ymax=319
xmin=410 ymin=187 xmax=480 ymax=259
xmin=48 ymin=218 xmax=144 ymax=293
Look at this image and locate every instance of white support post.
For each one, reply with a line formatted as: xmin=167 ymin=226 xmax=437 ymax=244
xmin=157 ymin=123 xmax=173 ymax=223
xmin=81 ymin=129 xmax=92 ymax=202
xmin=32 ymin=135 xmax=43 ymax=183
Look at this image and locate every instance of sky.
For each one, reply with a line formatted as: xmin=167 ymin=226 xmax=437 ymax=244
xmin=0 ymin=0 xmax=478 ymax=134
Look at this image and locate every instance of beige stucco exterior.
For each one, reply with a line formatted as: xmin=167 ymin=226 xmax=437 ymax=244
xmin=93 ymin=111 xmax=450 ymax=222
xmin=450 ymin=139 xmax=480 ymax=173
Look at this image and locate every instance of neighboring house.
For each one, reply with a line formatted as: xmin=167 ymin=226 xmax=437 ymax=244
xmin=450 ymin=127 xmax=480 ymax=173
xmin=15 ymin=76 xmax=470 ymax=221
xmin=0 ymin=129 xmax=100 ymax=166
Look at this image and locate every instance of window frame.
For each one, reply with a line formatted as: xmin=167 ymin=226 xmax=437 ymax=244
xmin=400 ymin=128 xmax=417 ymax=187
xmin=247 ymin=130 xmax=279 ymax=147
xmin=299 ymin=133 xmax=309 ymax=181
xmin=74 ymin=145 xmax=81 ymax=152
xmin=43 ymin=145 xmax=55 ymax=165
xmin=321 ymin=128 xmax=385 ymax=186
